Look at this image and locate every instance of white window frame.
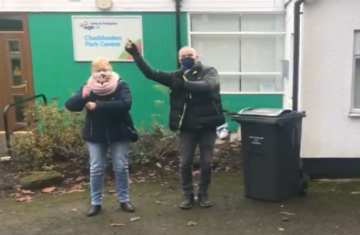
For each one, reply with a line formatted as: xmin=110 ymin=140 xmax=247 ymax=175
xmin=187 ymin=12 xmax=286 ymax=95
xmin=350 ymin=31 xmax=360 ymax=116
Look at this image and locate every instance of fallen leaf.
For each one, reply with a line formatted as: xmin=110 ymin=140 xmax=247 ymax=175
xmin=70 ymin=184 xmax=83 ymax=190
xmin=72 ymin=208 xmax=78 ymax=211
xmin=192 ymin=170 xmax=200 ymax=176
xmin=135 ymin=178 xmax=145 ymax=183
xmin=282 ymin=216 xmax=289 ymax=222
xmin=42 ymin=187 xmax=56 ymax=193
xmin=21 ymin=190 xmax=34 ymax=195
xmin=130 ymin=216 xmax=140 ymax=222
xmin=16 ymin=195 xmax=32 ymax=202
xmin=156 ymin=163 xmax=162 ymax=168
xmin=65 ymin=189 xmax=86 ymax=194
xmin=279 ymin=228 xmax=285 ymax=231
xmin=187 ymin=221 xmax=197 ymax=226
xmin=58 ymin=189 xmax=86 ymax=195
xmin=351 ymin=191 xmax=360 ymax=195
xmin=75 ymin=176 xmax=85 ymax=182
xmin=280 ymin=211 xmax=295 ymax=216
xmin=155 ymin=200 xmax=168 ymax=204
xmin=110 ymin=223 xmax=125 ymax=227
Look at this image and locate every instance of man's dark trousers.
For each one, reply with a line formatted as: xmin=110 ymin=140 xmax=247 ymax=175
xmin=178 ymin=129 xmax=217 ymax=195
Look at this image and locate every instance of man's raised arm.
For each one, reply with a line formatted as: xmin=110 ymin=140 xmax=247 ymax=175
xmin=125 ymin=40 xmax=183 ymax=89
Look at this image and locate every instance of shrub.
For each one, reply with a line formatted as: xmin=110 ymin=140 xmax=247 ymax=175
xmin=11 ymin=100 xmax=87 ymax=171
xmin=129 ymin=123 xmax=177 ymax=165
xmin=11 ymin=99 xmax=177 ymax=172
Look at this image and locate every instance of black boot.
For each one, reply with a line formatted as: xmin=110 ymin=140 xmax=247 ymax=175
xmin=87 ymin=205 xmax=101 ymax=217
xmin=121 ymin=202 xmax=135 ymax=213
xmin=198 ymin=193 xmax=212 ymax=208
xmin=179 ymin=194 xmax=195 ymax=209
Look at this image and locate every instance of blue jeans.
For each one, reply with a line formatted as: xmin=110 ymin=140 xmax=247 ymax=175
xmin=86 ymin=141 xmax=130 ymax=205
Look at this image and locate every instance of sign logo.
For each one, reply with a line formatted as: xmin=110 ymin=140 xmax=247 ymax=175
xmin=80 ymin=21 xmax=100 ymax=31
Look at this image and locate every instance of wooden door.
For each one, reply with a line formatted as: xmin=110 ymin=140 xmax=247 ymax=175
xmin=0 ymin=32 xmax=34 ymax=131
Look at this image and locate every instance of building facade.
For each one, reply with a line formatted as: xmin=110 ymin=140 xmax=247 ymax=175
xmin=293 ymin=0 xmax=360 ymax=177
xmin=0 ymin=0 xmax=287 ymax=130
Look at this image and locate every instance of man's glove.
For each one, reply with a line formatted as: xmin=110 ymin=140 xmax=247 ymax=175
xmin=125 ymin=39 xmax=140 ymax=57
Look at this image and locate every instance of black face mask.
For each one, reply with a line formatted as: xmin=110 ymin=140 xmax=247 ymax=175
xmin=180 ymin=57 xmax=195 ymax=69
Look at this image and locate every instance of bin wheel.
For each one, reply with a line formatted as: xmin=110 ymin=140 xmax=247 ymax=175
xmin=298 ymin=178 xmax=308 ymax=196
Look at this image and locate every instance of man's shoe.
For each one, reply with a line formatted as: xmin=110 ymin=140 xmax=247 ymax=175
xmin=198 ymin=193 xmax=212 ymax=208
xmin=87 ymin=205 xmax=101 ymax=217
xmin=179 ymin=193 xmax=194 ymax=209
xmin=121 ymin=201 xmax=135 ymax=213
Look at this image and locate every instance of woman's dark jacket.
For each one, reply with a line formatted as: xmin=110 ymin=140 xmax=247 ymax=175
xmin=132 ymin=55 xmax=225 ymax=131
xmin=65 ymin=81 xmax=138 ymax=143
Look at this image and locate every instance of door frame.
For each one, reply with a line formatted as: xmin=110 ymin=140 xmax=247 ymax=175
xmin=0 ymin=13 xmax=35 ymax=131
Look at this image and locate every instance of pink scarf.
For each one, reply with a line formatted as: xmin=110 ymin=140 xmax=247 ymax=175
xmin=86 ymin=72 xmax=120 ymax=96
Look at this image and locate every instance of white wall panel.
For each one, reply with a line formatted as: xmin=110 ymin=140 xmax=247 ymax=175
xmin=0 ymin=0 xmax=284 ymax=12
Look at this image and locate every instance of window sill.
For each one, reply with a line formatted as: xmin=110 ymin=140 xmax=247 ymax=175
xmin=348 ymin=113 xmax=360 ymax=117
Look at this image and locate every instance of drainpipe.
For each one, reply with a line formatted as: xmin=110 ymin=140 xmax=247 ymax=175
xmin=174 ymin=0 xmax=182 ymax=68
xmin=292 ymin=0 xmax=306 ymax=111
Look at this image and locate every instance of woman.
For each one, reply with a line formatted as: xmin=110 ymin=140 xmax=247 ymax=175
xmin=65 ymin=57 xmax=138 ymax=217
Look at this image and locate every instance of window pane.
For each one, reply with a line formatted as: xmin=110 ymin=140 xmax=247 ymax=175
xmin=240 ymin=75 xmax=283 ymax=92
xmin=191 ymin=34 xmax=284 ymax=72
xmin=220 ymin=75 xmax=241 ymax=92
xmin=241 ymin=34 xmax=284 ymax=72
xmin=8 ymin=41 xmax=23 ymax=86
xmin=219 ymin=75 xmax=283 ymax=93
xmin=241 ymin=14 xmax=285 ymax=32
xmin=353 ymin=58 xmax=360 ymax=108
xmin=0 ymin=15 xmax=23 ymax=31
xmin=190 ymin=14 xmax=240 ymax=32
xmin=355 ymin=32 xmax=360 ymax=56
xmin=192 ymin=35 xmax=240 ymax=72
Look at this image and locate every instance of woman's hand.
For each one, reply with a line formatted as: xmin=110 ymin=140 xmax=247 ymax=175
xmin=85 ymin=102 xmax=96 ymax=110
xmin=82 ymin=85 xmax=92 ymax=98
xmin=125 ymin=39 xmax=140 ymax=57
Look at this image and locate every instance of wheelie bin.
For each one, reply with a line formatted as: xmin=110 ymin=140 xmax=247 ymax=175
xmin=231 ymin=108 xmax=308 ymax=202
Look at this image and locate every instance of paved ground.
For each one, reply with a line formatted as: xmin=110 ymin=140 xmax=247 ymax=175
xmin=0 ymin=173 xmax=360 ymax=235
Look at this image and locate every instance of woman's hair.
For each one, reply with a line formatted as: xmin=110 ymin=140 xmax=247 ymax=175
xmin=91 ymin=57 xmax=112 ymax=72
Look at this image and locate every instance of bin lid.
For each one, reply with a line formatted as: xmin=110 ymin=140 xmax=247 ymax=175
xmin=231 ymin=108 xmax=306 ymax=125
xmin=238 ymin=108 xmax=292 ymax=117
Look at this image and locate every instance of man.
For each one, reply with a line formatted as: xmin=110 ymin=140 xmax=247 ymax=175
xmin=125 ymin=41 xmax=225 ymax=209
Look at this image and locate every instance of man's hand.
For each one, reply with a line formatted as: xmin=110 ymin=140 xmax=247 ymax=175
xmin=125 ymin=39 xmax=140 ymax=57
xmin=85 ymin=102 xmax=96 ymax=110
xmin=82 ymin=85 xmax=92 ymax=98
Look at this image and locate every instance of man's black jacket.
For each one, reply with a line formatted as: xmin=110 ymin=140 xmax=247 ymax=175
xmin=132 ymin=55 xmax=225 ymax=131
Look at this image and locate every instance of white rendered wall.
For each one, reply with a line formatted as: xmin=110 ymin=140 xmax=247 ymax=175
xmin=301 ymin=0 xmax=360 ymax=158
